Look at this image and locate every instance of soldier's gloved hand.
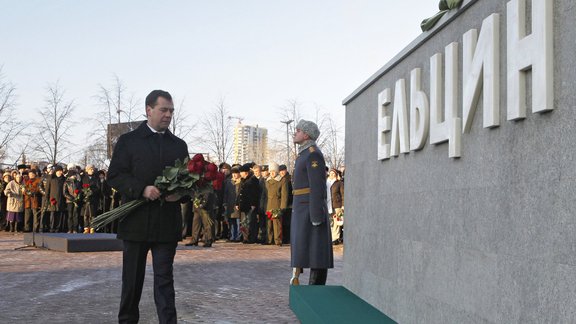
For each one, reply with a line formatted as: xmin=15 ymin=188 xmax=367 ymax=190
xmin=312 ymin=221 xmax=322 ymax=226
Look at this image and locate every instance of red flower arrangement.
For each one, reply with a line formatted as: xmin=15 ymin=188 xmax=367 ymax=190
xmin=50 ymin=197 xmax=57 ymax=206
xmin=266 ymin=209 xmax=282 ymax=220
xmin=82 ymin=183 xmax=92 ymax=203
xmin=92 ymin=155 xmax=217 ymax=230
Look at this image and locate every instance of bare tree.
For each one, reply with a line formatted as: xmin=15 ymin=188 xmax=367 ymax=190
xmin=199 ymin=97 xmax=233 ymax=163
xmin=34 ymin=82 xmax=75 ymax=165
xmin=277 ymin=99 xmax=304 ymax=168
xmin=321 ymin=114 xmax=345 ymax=169
xmin=171 ymin=98 xmax=197 ymax=143
xmin=96 ymin=75 xmax=139 ymax=125
xmin=89 ymin=75 xmax=142 ymax=164
xmin=0 ymin=68 xmax=24 ymax=162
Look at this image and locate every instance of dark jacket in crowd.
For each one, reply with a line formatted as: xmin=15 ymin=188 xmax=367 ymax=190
xmin=236 ymin=174 xmax=260 ymax=213
xmin=45 ymin=175 xmax=66 ymax=212
xmin=222 ymin=175 xmax=237 ymax=217
xmin=63 ymin=176 xmax=81 ymax=204
xmin=82 ymin=173 xmax=101 ymax=206
xmin=257 ymin=176 xmax=267 ymax=213
xmin=329 ymin=179 xmax=344 ymax=210
xmin=107 ymin=122 xmax=188 ymax=242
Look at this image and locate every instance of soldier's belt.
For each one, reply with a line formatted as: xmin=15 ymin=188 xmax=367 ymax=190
xmin=293 ymin=188 xmax=311 ymax=196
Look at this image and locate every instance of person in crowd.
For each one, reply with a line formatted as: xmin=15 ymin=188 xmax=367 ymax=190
xmin=235 ymin=163 xmax=260 ymax=243
xmin=4 ymin=172 xmax=24 ymax=233
xmin=289 ymin=120 xmax=333 ymax=286
xmin=261 ymin=165 xmax=269 ymax=179
xmin=265 ymin=162 xmax=289 ymax=246
xmin=39 ymin=165 xmax=52 ymax=232
xmin=46 ymin=165 xmax=66 ymax=232
xmin=216 ymin=163 xmax=231 ymax=240
xmin=327 ymin=168 xmax=344 ymax=245
xmin=278 ymin=164 xmax=293 ymax=244
xmin=81 ymin=164 xmax=100 ymax=234
xmin=223 ymin=166 xmax=241 ymax=242
xmin=107 ymin=89 xmax=188 ymax=324
xmin=97 ymin=169 xmax=116 ymax=233
xmin=23 ymin=169 xmax=42 ymax=232
xmin=0 ymin=172 xmax=11 ymax=231
xmin=185 ymin=191 xmax=215 ymax=247
xmin=63 ymin=169 xmax=81 ymax=233
xmin=253 ymin=164 xmax=268 ymax=244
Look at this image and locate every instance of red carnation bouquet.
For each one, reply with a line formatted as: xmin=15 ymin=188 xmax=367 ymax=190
xmin=82 ymin=183 xmax=92 ymax=203
xmin=73 ymin=188 xmax=81 ymax=207
xmin=266 ymin=209 xmax=282 ymax=220
xmin=92 ymin=154 xmax=224 ymax=230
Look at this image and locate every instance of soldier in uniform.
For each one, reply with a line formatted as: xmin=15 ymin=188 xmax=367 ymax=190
xmin=289 ymin=120 xmax=334 ymax=285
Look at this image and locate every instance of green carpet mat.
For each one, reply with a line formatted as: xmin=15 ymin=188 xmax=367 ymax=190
xmin=289 ymin=285 xmax=397 ymax=323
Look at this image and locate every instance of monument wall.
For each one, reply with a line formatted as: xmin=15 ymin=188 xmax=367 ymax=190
xmin=342 ymin=0 xmax=576 ymax=322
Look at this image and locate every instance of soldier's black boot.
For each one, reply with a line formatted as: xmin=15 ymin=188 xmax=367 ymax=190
xmin=309 ymin=268 xmax=328 ymax=285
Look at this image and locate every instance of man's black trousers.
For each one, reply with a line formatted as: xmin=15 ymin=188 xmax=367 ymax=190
xmin=118 ymin=240 xmax=178 ymax=324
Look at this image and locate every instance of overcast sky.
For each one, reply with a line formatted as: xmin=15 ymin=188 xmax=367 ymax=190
xmin=0 ymin=0 xmax=439 ymax=163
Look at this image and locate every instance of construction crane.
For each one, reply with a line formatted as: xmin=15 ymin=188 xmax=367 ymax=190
xmin=228 ymin=116 xmax=244 ymax=124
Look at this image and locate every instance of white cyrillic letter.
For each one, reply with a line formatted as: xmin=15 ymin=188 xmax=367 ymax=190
xmin=430 ymin=43 xmax=461 ymax=158
xmin=507 ymin=0 xmax=553 ymax=120
xmin=462 ymin=13 xmax=500 ymax=133
xmin=410 ymin=68 xmax=429 ymax=151
xmin=377 ymin=88 xmax=392 ymax=160
xmin=390 ymin=79 xmax=410 ymax=156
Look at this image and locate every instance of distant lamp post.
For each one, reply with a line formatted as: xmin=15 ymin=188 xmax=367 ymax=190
xmin=280 ymin=119 xmax=293 ymax=168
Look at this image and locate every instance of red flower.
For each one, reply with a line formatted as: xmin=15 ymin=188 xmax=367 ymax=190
xmin=50 ymin=198 xmax=57 ymax=206
xmin=266 ymin=211 xmax=272 ymax=220
xmin=187 ymin=159 xmax=195 ymax=173
xmin=191 ymin=153 xmax=205 ymax=163
xmin=211 ymin=172 xmax=225 ymax=190
xmin=82 ymin=184 xmax=90 ymax=188
xmin=205 ymin=163 xmax=218 ymax=173
xmin=188 ymin=161 xmax=204 ymax=174
xmin=74 ymin=189 xmax=80 ymax=195
xmin=204 ymin=171 xmax=218 ymax=181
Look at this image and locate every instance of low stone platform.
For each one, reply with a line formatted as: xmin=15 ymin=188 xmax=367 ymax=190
xmin=22 ymin=232 xmax=123 ymax=252
xmin=290 ymin=285 xmax=396 ymax=323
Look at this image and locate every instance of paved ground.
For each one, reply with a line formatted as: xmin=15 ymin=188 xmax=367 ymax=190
xmin=0 ymin=232 xmax=343 ymax=323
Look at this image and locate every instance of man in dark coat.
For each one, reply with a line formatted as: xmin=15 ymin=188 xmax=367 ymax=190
xmin=107 ymin=90 xmax=188 ymax=324
xmin=81 ymin=164 xmax=100 ymax=234
xmin=45 ymin=165 xmax=66 ymax=232
xmin=235 ymin=163 xmax=260 ymax=243
xmin=289 ymin=120 xmax=334 ymax=286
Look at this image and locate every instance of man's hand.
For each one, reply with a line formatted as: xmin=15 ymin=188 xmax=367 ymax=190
xmin=165 ymin=193 xmax=182 ymax=202
xmin=142 ymin=185 xmax=161 ymax=201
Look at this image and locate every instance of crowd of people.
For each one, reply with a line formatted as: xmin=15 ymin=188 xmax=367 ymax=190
xmin=0 ymin=163 xmax=117 ymax=234
xmin=0 ymin=159 xmax=345 ymax=247
xmin=184 ymin=161 xmax=345 ymax=248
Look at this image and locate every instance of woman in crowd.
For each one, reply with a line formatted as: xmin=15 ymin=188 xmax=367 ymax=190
xmin=4 ymin=172 xmax=24 ymax=233
xmin=327 ymin=168 xmax=344 ymax=245
xmin=63 ymin=169 xmax=81 ymax=233
xmin=46 ymin=165 xmax=66 ymax=232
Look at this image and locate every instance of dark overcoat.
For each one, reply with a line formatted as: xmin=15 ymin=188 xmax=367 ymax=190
xmin=290 ymin=145 xmax=334 ymax=269
xmin=45 ymin=175 xmax=66 ymax=212
xmin=107 ymin=122 xmax=188 ymax=242
xmin=329 ymin=180 xmax=344 ymax=209
xmin=236 ymin=174 xmax=259 ymax=213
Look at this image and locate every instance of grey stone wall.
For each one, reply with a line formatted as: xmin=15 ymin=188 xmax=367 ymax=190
xmin=342 ymin=0 xmax=576 ymax=323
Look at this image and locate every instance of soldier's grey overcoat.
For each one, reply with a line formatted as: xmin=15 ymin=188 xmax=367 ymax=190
xmin=290 ymin=145 xmax=334 ymax=269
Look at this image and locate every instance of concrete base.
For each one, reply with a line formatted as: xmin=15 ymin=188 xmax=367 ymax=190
xmin=22 ymin=232 xmax=123 ymax=252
